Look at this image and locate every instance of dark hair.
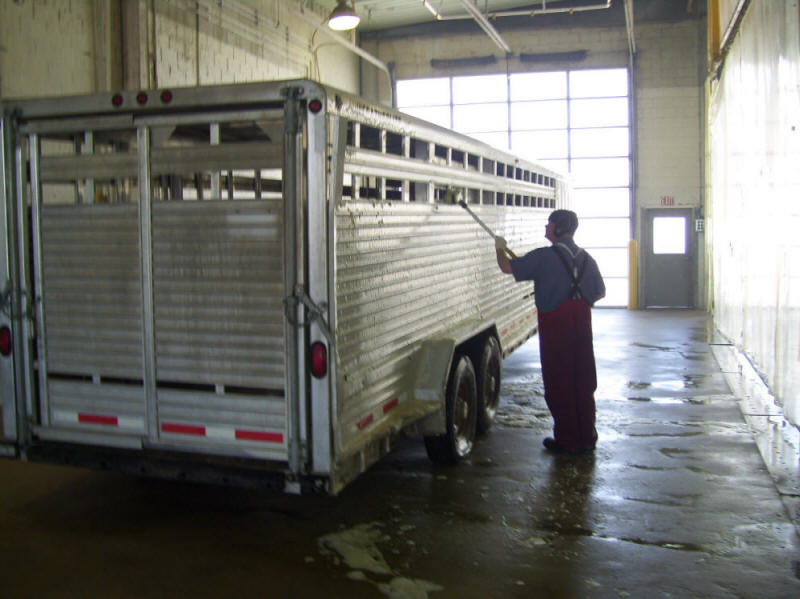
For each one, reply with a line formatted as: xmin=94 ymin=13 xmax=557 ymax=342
xmin=549 ymin=209 xmax=579 ymax=237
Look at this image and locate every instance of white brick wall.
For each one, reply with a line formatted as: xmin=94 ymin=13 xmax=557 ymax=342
xmin=0 ymin=0 xmax=359 ymax=99
xmin=0 ymin=0 xmax=96 ymax=98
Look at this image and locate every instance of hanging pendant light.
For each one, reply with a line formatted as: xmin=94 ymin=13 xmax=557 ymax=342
xmin=327 ymin=1 xmax=360 ymax=31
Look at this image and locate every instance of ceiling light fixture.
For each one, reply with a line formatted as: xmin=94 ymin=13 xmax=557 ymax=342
xmin=327 ymin=1 xmax=360 ymax=31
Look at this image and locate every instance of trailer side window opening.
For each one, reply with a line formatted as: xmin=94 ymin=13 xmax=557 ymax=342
xmin=341 ymin=117 xmax=556 ymax=210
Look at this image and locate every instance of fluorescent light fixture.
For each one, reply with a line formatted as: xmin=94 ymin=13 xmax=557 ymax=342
xmin=327 ymin=1 xmax=360 ymax=31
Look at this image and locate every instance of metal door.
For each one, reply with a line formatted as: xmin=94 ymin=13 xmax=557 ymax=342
xmin=12 ymin=94 xmax=296 ymax=463
xmin=643 ymin=208 xmax=694 ymax=308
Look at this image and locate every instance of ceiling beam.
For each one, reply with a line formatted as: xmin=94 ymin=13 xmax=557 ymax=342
xmin=459 ymin=0 xmax=512 ymax=55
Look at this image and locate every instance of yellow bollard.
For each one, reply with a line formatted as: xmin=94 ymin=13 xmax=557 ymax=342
xmin=628 ymin=239 xmax=639 ymax=310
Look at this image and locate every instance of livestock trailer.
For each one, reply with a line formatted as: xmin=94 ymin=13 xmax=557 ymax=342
xmin=0 ymin=80 xmax=567 ymax=493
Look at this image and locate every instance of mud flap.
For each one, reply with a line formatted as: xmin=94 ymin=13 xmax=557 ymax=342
xmin=410 ymin=339 xmax=455 ymax=436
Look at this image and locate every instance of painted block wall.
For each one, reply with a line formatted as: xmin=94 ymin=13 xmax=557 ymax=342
xmin=636 ymin=22 xmax=704 ymax=212
xmin=0 ymin=0 xmax=359 ymax=99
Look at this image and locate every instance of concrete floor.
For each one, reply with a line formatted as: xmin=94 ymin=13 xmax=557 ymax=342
xmin=1 ymin=309 xmax=799 ymax=598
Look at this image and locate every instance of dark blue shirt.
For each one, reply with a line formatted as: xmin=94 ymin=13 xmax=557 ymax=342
xmin=510 ymin=239 xmax=606 ymax=313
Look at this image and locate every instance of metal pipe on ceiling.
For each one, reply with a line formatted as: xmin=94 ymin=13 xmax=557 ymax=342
xmin=624 ymin=0 xmax=637 ymax=56
xmin=422 ymin=0 xmax=442 ymax=20
xmin=440 ymin=0 xmax=612 ymax=21
xmin=459 ymin=0 xmax=512 ymax=54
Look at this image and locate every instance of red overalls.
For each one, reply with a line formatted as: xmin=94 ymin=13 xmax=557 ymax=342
xmin=536 ymin=242 xmax=600 ymax=453
xmin=538 ymin=299 xmax=597 ymax=452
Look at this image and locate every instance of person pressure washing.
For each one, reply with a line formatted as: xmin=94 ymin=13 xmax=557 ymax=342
xmin=495 ymin=209 xmax=605 ymax=455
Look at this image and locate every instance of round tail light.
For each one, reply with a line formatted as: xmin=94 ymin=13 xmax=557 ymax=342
xmin=0 ymin=326 xmax=11 ymax=357
xmin=308 ymin=99 xmax=323 ymax=114
xmin=310 ymin=341 xmax=327 ymax=378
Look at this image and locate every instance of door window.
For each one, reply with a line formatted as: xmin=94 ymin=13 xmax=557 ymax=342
xmin=652 ymin=216 xmax=687 ymax=255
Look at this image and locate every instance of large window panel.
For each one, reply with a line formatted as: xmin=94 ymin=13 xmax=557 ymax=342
xmin=571 ymin=157 xmax=630 ymax=187
xmin=397 ymin=68 xmax=632 ymax=306
xmin=512 ymin=130 xmax=568 ymax=161
xmin=572 ymin=188 xmax=630 ymax=217
xmin=469 ymin=131 xmax=509 ymax=150
xmin=452 ymin=74 xmax=507 ymax=103
xmin=453 ymin=103 xmax=508 ymax=133
xmin=569 ymin=68 xmax=628 ymax=98
xmin=397 ymin=77 xmax=451 ymax=106
xmin=590 ymin=247 xmax=630 ymax=278
xmin=510 ymin=71 xmax=567 ymax=100
xmin=598 ymin=277 xmax=628 ymax=307
xmin=571 ymin=98 xmax=629 ymax=127
xmin=571 ymin=128 xmax=630 ymax=158
xmin=510 ymin=100 xmax=568 ymax=130
xmin=539 ymin=158 xmax=570 ymax=174
xmin=402 ymin=105 xmax=452 ymax=128
xmin=576 ymin=218 xmax=630 ymax=247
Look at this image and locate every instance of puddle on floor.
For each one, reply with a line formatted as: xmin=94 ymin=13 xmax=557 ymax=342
xmin=317 ymin=522 xmax=443 ymax=599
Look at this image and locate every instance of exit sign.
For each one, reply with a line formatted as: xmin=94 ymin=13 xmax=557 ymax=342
xmin=661 ymin=196 xmax=675 ymax=206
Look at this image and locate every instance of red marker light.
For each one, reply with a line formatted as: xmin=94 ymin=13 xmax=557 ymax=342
xmin=0 ymin=326 xmax=11 ymax=357
xmin=136 ymin=91 xmax=148 ymax=105
xmin=308 ymin=99 xmax=323 ymax=114
xmin=310 ymin=341 xmax=327 ymax=378
xmin=160 ymin=90 xmax=173 ymax=103
xmin=111 ymin=93 xmax=124 ymax=107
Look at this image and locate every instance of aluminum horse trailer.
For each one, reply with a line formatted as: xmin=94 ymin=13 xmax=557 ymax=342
xmin=0 ymin=80 xmax=567 ymax=494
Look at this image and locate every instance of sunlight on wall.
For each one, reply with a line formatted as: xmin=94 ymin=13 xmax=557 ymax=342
xmin=709 ymin=0 xmax=800 ymax=425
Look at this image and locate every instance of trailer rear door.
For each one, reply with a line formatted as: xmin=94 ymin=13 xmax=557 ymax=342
xmin=15 ymin=95 xmax=296 ymax=463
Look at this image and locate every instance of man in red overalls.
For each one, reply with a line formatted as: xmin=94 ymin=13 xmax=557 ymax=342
xmin=496 ymin=210 xmax=605 ymax=455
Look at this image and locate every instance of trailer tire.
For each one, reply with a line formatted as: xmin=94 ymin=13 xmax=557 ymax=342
xmin=476 ymin=335 xmax=502 ymax=435
xmin=424 ymin=354 xmax=477 ymax=464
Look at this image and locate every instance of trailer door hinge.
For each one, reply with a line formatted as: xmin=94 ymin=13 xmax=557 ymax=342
xmin=1 ymin=283 xmax=31 ymax=320
xmin=284 ymin=289 xmax=333 ymax=344
xmin=0 ymin=282 xmax=10 ymax=317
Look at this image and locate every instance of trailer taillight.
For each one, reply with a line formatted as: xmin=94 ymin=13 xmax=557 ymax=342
xmin=0 ymin=326 xmax=11 ymax=357
xmin=160 ymin=90 xmax=173 ymax=103
xmin=111 ymin=93 xmax=124 ymax=107
xmin=308 ymin=99 xmax=323 ymax=114
xmin=310 ymin=341 xmax=327 ymax=378
xmin=136 ymin=91 xmax=148 ymax=105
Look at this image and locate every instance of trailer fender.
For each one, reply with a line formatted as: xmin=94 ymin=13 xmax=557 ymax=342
xmin=410 ymin=338 xmax=455 ymax=436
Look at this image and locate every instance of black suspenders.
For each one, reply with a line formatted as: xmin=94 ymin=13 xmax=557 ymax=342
xmin=553 ymin=244 xmax=588 ymax=300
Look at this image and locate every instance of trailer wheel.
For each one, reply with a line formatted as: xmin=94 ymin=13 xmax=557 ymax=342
xmin=476 ymin=335 xmax=502 ymax=435
xmin=424 ymin=354 xmax=477 ymax=464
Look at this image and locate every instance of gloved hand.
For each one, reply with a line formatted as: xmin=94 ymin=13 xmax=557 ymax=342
xmin=494 ymin=236 xmax=507 ymax=250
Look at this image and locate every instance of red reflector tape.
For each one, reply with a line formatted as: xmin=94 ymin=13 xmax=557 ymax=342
xmin=78 ymin=413 xmax=118 ymax=426
xmin=162 ymin=422 xmax=206 ymax=436
xmin=383 ymin=398 xmax=399 ymax=413
xmin=235 ymin=429 xmax=284 ymax=443
xmin=357 ymin=414 xmax=374 ymax=431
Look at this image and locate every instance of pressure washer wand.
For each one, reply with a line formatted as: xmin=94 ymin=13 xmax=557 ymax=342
xmin=458 ymin=200 xmax=517 ymax=259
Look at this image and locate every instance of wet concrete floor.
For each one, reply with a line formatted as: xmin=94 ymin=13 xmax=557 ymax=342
xmin=1 ymin=309 xmax=799 ymax=598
